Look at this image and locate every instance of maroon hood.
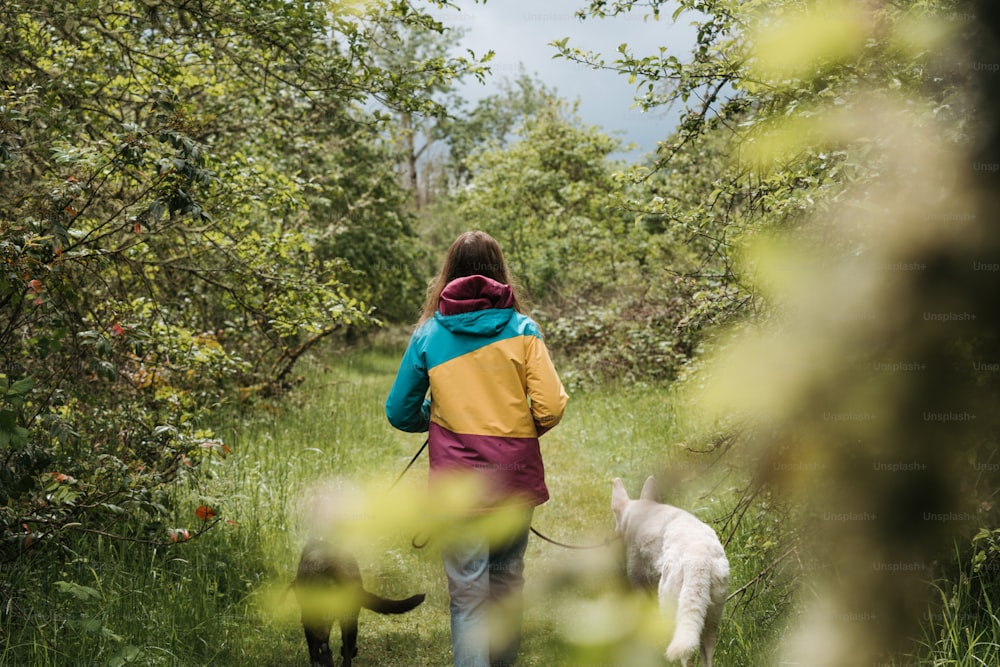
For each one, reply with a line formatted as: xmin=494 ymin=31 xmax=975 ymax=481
xmin=438 ymin=275 xmax=514 ymax=316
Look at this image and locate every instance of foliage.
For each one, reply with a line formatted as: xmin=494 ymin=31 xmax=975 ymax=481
xmin=917 ymin=539 xmax=1000 ymax=665
xmin=0 ymin=0 xmax=488 ymax=561
xmin=542 ymin=0 xmax=999 ymax=662
xmin=441 ymin=73 xmax=559 ymax=187
xmin=670 ymin=0 xmax=998 ymax=663
xmin=541 ymin=0 xmax=970 ymax=387
xmin=458 ymin=98 xmax=627 ymax=297
xmin=450 ymin=0 xmax=874 ymax=385
xmin=452 ymin=99 xmax=670 ymax=381
xmin=453 ymin=95 xmax=751 ymax=384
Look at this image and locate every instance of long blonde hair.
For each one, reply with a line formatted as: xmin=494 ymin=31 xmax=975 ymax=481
xmin=419 ymin=231 xmax=524 ymax=323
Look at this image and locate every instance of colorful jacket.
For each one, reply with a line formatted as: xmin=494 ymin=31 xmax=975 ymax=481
xmin=385 ymin=275 xmax=568 ymax=507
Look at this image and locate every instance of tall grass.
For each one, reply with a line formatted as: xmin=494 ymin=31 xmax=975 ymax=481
xmin=914 ymin=543 xmax=1000 ymax=666
xmin=3 ymin=342 xmax=791 ymax=666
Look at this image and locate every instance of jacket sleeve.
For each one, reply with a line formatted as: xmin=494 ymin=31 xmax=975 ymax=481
xmin=525 ymin=333 xmax=568 ymax=436
xmin=385 ymin=333 xmax=431 ymax=433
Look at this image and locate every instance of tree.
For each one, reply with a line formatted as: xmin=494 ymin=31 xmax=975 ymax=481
xmin=442 ymin=72 xmax=558 ymax=187
xmin=0 ymin=0 xmax=489 ymax=559
xmin=457 ymin=98 xmax=626 ymax=298
xmin=454 ymin=97 xmax=713 ymax=383
xmin=366 ymin=16 xmax=486 ymax=208
xmin=543 ymin=0 xmax=970 ymax=384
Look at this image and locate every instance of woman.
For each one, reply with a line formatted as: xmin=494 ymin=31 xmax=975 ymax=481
xmin=385 ymin=230 xmax=568 ymax=666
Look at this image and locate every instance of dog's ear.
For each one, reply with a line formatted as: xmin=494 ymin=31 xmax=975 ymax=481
xmin=639 ymin=476 xmax=659 ymax=502
xmin=611 ymin=477 xmax=629 ymax=515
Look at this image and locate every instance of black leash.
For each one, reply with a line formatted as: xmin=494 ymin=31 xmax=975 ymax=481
xmin=529 ymin=526 xmax=620 ymax=550
xmin=391 ymin=436 xmax=618 ymax=551
xmin=388 ymin=436 xmax=429 ymax=491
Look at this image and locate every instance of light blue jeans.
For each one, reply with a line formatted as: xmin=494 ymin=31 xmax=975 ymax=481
xmin=442 ymin=509 xmax=533 ymax=667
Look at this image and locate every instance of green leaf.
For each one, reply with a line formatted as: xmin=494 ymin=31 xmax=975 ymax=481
xmin=109 ymin=645 xmax=143 ymax=667
xmin=0 ymin=409 xmax=16 ymax=431
xmin=7 ymin=377 xmax=33 ymax=396
xmin=101 ymin=503 xmax=125 ymax=515
xmin=54 ymin=581 xmax=102 ymax=602
xmin=11 ymin=427 xmax=28 ymax=448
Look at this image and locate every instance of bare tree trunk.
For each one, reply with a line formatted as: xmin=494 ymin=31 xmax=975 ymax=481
xmin=402 ymin=111 xmax=420 ymax=208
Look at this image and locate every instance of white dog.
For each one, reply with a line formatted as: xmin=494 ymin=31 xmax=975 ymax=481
xmin=611 ymin=476 xmax=730 ymax=666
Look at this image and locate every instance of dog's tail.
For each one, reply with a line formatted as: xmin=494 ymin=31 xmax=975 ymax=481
xmin=665 ymin=561 xmax=716 ymax=662
xmin=361 ymin=590 xmax=426 ymax=615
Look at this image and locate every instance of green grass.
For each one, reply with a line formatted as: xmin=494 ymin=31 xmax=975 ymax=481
xmin=913 ymin=543 xmax=1000 ymax=666
xmin=1 ymin=343 xmax=789 ymax=666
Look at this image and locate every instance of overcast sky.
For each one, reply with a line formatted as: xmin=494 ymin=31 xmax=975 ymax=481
xmin=433 ymin=0 xmax=698 ymax=160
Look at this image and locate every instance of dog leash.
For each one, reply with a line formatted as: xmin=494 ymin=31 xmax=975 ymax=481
xmin=388 ymin=436 xmax=429 ymax=491
xmin=391 ymin=436 xmax=618 ymax=551
xmin=528 ymin=526 xmax=620 ymax=550
xmin=388 ymin=436 xmax=432 ymax=548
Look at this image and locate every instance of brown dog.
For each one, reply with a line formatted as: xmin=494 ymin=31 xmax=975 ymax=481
xmin=291 ymin=538 xmax=425 ymax=667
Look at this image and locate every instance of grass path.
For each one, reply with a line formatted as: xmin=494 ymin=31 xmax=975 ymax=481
xmin=206 ymin=343 xmax=755 ymax=666
xmin=2 ymin=343 xmax=777 ymax=666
